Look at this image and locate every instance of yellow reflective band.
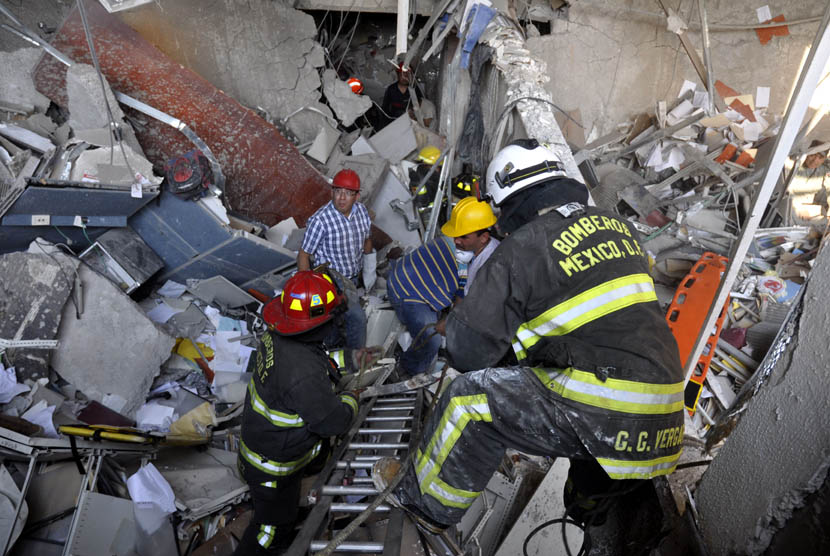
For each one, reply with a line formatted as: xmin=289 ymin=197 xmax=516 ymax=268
xmin=531 ymin=367 xmax=684 ymax=415
xmin=257 ymin=525 xmax=275 ymax=548
xmin=323 ymin=274 xmax=333 ymax=283
xmin=240 ymin=439 xmax=321 ymax=476
xmin=290 ymin=298 xmax=303 ymax=311
xmin=512 ymin=274 xmax=657 ymax=359
xmin=329 ymin=349 xmax=346 ymax=368
xmin=248 ymin=380 xmax=305 ymax=427
xmin=596 ymin=450 xmax=683 ymax=479
xmin=425 ymin=475 xmax=480 ymax=509
xmin=261 ymin=481 xmax=278 ymax=488
xmin=326 ymin=290 xmax=334 ymax=303
xmin=415 ymin=394 xmax=491 ymax=508
xmin=340 ymin=393 xmax=358 ymax=414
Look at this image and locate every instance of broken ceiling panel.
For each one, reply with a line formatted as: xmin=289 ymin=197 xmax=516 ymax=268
xmin=32 ymin=0 xmax=331 ymax=227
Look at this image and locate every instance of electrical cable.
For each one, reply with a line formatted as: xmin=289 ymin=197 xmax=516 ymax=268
xmin=336 ymin=12 xmax=360 ymax=73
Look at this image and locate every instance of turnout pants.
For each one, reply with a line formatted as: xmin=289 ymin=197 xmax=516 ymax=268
xmin=396 ymin=366 xmax=593 ymax=525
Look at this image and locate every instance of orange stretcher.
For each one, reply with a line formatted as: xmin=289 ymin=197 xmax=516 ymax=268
xmin=665 ymin=252 xmax=730 ymax=415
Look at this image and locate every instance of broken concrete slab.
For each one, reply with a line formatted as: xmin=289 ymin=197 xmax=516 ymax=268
xmin=33 ymin=0 xmax=332 ymax=227
xmin=51 ymin=264 xmax=175 ymax=418
xmin=69 ymin=141 xmax=160 ymax=186
xmin=66 ymin=63 xmax=127 ymax=131
xmin=321 ymin=69 xmax=372 ymax=127
xmin=0 ymin=48 xmax=50 ymax=113
xmin=0 ymin=251 xmax=76 ymax=381
xmin=368 ymin=115 xmax=418 ymax=164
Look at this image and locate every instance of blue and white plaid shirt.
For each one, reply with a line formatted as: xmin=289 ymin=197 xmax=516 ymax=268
xmin=302 ymin=201 xmax=372 ymax=279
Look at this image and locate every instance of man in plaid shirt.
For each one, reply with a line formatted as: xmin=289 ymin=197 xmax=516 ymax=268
xmin=298 ymin=169 xmax=374 ymax=349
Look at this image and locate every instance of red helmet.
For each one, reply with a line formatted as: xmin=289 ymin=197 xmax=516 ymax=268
xmin=263 ymin=271 xmax=343 ymax=335
xmin=332 ymin=169 xmax=360 ymax=191
xmin=347 ymin=77 xmax=364 ymax=94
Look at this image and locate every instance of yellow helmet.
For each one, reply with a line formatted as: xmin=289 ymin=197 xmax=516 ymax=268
xmin=417 ymin=145 xmax=442 ymax=165
xmin=441 ymin=197 xmax=497 ymax=237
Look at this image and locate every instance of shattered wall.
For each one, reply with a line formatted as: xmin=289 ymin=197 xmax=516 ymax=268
xmin=116 ymin=0 xmax=329 ymax=144
xmin=695 ymin=244 xmax=830 ymax=554
xmin=529 ymin=0 xmax=830 ymax=143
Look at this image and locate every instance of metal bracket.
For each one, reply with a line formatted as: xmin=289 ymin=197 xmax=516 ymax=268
xmin=389 ymin=198 xmax=420 ymax=231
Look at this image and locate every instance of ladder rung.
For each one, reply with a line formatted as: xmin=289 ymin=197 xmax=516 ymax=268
xmin=370 ymin=406 xmax=415 ymax=412
xmin=336 ymin=461 xmax=375 ymax=469
xmin=321 ymin=485 xmax=379 ymax=496
xmin=354 ymin=455 xmax=383 ymax=460
xmin=310 ymin=540 xmax=385 ymax=552
xmin=357 ymin=428 xmax=411 ymax=434
xmin=348 ymin=442 xmax=407 ymax=450
xmin=374 ymin=397 xmax=416 ymax=403
xmin=330 ymin=502 xmax=391 ymax=512
xmin=364 ymin=416 xmax=413 ymax=422
xmin=349 ymin=477 xmax=374 ymax=484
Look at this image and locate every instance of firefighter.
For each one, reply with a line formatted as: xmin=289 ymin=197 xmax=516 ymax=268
xmin=374 ymin=139 xmax=684 ymax=532
xmin=235 ymin=271 xmax=359 ymax=554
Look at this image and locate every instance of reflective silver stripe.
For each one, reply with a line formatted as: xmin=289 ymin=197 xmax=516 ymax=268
xmin=597 ymin=453 xmax=682 ymax=479
xmin=257 ymin=524 xmax=274 ymax=548
xmin=427 ymin=480 xmax=477 ymax=507
xmin=549 ymin=373 xmax=683 ymax=408
xmin=515 ymin=279 xmax=656 ymax=345
xmin=249 ymin=380 xmax=305 ymax=427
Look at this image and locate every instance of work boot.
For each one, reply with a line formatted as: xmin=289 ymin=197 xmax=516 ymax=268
xmin=371 ymin=457 xmax=450 ymax=534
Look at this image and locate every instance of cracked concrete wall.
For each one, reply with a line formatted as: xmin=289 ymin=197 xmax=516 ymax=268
xmin=116 ymin=0 xmax=328 ymax=143
xmin=528 ymin=0 xmax=830 ymax=143
xmin=694 ymin=243 xmax=830 ymax=554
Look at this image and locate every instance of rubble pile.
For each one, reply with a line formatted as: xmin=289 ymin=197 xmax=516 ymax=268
xmin=578 ymin=79 xmax=828 ymax=433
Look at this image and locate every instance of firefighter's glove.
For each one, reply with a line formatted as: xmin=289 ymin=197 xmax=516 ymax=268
xmin=362 ymin=251 xmax=377 ymax=292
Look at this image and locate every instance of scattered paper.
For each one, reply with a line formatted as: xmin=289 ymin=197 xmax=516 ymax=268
xmin=693 ymin=91 xmax=709 ymax=108
xmin=0 ymin=364 xmax=30 ymax=404
xmin=701 ymin=114 xmax=731 ymax=128
xmin=211 ymin=331 xmax=252 ymax=373
xmin=127 ymin=463 xmax=177 ymax=514
xmin=678 ymin=79 xmax=697 ymax=98
xmin=101 ymin=393 xmax=128 ymax=413
xmin=756 ymin=5 xmax=772 ymax=23
xmin=146 ymin=301 xmax=186 ymax=324
xmin=756 ymin=86 xmax=770 ymax=108
xmin=157 ymin=280 xmax=187 ymax=298
xmin=21 ymin=400 xmax=58 ymax=438
xmin=136 ymin=402 xmax=176 ymax=432
xmin=666 ymin=100 xmax=695 ymax=126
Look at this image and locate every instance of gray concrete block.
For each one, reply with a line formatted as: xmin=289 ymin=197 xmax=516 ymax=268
xmin=0 ymin=48 xmax=50 ymax=113
xmin=66 ymin=63 xmax=127 ymax=131
xmin=51 ymin=264 xmax=175 ymax=419
xmin=322 ymin=69 xmax=372 ymax=127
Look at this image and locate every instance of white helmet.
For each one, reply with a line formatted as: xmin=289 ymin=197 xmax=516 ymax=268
xmin=485 ymin=139 xmax=567 ymax=206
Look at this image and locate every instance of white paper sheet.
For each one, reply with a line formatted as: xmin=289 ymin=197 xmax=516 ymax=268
xmin=693 ymin=91 xmax=709 ymax=108
xmin=136 ymin=402 xmax=176 ymax=432
xmin=21 ymin=400 xmax=58 ymax=438
xmin=756 ymin=86 xmax=770 ymax=108
xmin=157 ymin=280 xmax=187 ymax=298
xmin=678 ymin=79 xmax=697 ymax=98
xmin=146 ymin=301 xmax=186 ymax=324
xmin=756 ymin=5 xmax=772 ymax=23
xmin=127 ymin=463 xmax=177 ymax=514
xmin=0 ymin=364 xmax=29 ymax=404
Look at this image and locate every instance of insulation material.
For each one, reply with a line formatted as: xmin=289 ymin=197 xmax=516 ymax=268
xmin=32 ymin=0 xmax=331 ymax=227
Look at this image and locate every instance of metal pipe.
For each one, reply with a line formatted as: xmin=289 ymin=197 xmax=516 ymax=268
xmin=336 ymin=462 xmax=375 ymax=469
xmin=320 ymin=486 xmax=379 ymax=496
xmin=370 ymin=406 xmax=415 ymax=412
xmin=357 ymin=428 xmax=411 ymax=434
xmin=374 ymin=397 xmax=416 ymax=403
xmin=364 ymin=416 xmax=413 ymax=422
xmin=697 ymin=0 xmax=716 ymax=114
xmin=395 ymin=0 xmax=408 ymax=57
xmin=328 ymin=503 xmax=391 ymax=513
xmin=310 ymin=541 xmax=385 ymax=552
xmin=347 ymin=443 xmax=408 ymax=450
xmin=1 ymin=455 xmax=36 ymax=555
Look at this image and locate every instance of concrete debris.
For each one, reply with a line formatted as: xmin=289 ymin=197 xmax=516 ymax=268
xmin=66 ymin=63 xmax=127 ymax=132
xmin=51 ymin=264 xmax=175 ymax=418
xmin=321 ymin=69 xmax=372 ymax=127
xmin=0 ymin=48 xmax=50 ymax=113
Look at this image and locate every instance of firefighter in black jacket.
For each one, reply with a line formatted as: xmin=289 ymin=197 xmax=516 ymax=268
xmin=373 ymin=140 xmax=684 ymax=532
xmin=235 ymin=271 xmax=359 ymax=554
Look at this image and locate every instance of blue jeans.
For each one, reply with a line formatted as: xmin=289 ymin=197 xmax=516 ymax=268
xmin=388 ymin=289 xmax=442 ymax=376
xmin=327 ymin=276 xmax=366 ymax=349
